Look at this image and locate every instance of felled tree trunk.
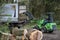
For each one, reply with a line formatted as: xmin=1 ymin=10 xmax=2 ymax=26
xmin=29 ymin=29 xmax=43 ymax=40
xmin=0 ymin=27 xmax=43 ymax=40
xmin=0 ymin=32 xmax=11 ymax=40
xmin=12 ymin=27 xmax=43 ymax=40
xmin=12 ymin=27 xmax=28 ymax=40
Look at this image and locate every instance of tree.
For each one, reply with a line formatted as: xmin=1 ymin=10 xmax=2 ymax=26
xmin=29 ymin=0 xmax=45 ymax=18
xmin=29 ymin=0 xmax=60 ymax=21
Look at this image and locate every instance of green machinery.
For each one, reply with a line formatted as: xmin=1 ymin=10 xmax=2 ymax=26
xmin=23 ymin=11 xmax=57 ymax=33
xmin=33 ymin=12 xmax=57 ymax=33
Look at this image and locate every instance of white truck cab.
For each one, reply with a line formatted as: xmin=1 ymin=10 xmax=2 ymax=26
xmin=0 ymin=4 xmax=18 ymax=22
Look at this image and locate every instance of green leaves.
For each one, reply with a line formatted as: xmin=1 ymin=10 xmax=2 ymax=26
xmin=29 ymin=0 xmax=60 ymax=20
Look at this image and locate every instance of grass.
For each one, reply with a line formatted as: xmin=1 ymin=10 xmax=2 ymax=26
xmin=0 ymin=22 xmax=60 ymax=33
xmin=22 ymin=22 xmax=36 ymax=29
xmin=0 ymin=24 xmax=9 ymax=33
xmin=57 ymin=25 xmax=60 ymax=30
xmin=23 ymin=23 xmax=60 ymax=30
xmin=0 ymin=22 xmax=36 ymax=33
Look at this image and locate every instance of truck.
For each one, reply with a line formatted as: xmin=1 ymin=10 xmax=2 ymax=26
xmin=0 ymin=3 xmax=34 ymax=34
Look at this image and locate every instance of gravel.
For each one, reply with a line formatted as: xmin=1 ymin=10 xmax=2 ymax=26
xmin=42 ymin=30 xmax=60 ymax=40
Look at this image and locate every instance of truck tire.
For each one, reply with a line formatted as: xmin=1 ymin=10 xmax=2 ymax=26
xmin=41 ymin=27 xmax=47 ymax=33
xmin=48 ymin=30 xmax=53 ymax=33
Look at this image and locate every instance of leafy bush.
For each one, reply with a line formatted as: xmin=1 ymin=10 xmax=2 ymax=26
xmin=0 ymin=23 xmax=9 ymax=33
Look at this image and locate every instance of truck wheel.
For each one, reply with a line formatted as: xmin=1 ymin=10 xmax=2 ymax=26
xmin=48 ymin=30 xmax=53 ymax=33
xmin=41 ymin=27 xmax=47 ymax=33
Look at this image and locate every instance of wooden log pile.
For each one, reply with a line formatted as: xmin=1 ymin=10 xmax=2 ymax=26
xmin=0 ymin=27 xmax=43 ymax=40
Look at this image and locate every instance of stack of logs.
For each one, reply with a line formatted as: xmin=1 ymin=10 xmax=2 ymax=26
xmin=0 ymin=27 xmax=43 ymax=40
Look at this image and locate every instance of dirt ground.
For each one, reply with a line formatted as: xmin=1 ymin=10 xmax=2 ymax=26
xmin=42 ymin=30 xmax=60 ymax=40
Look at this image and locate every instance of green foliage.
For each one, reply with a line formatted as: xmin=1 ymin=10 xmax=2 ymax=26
xmin=0 ymin=0 xmax=13 ymax=3
xmin=0 ymin=23 xmax=9 ymax=33
xmin=0 ymin=3 xmax=5 ymax=13
xmin=57 ymin=25 xmax=60 ymax=30
xmin=29 ymin=0 xmax=60 ymax=21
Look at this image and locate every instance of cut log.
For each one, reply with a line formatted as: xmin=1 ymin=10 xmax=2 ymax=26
xmin=12 ymin=27 xmax=25 ymax=36
xmin=29 ymin=29 xmax=43 ymax=40
xmin=25 ymin=29 xmax=43 ymax=40
xmin=0 ymin=28 xmax=43 ymax=40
